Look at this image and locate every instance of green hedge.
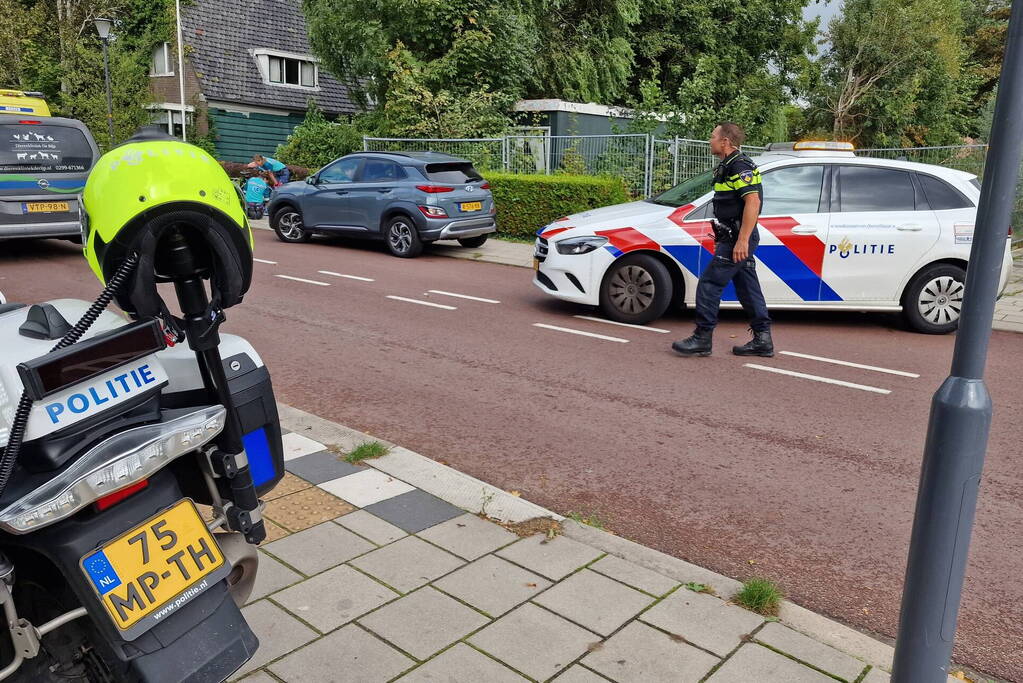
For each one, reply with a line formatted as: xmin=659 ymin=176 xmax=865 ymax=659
xmin=487 ymin=173 xmax=629 ymax=240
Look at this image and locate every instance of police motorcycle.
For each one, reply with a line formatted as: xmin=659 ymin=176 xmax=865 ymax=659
xmin=0 ymin=130 xmax=285 ymax=681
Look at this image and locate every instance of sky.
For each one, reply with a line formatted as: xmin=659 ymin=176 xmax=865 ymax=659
xmin=804 ymin=0 xmax=844 ymax=54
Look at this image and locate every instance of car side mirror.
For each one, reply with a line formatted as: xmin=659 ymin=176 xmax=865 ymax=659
xmin=307 ymin=175 xmax=318 ymax=185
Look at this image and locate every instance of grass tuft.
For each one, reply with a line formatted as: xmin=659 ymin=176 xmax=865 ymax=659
xmin=566 ymin=510 xmax=608 ymax=530
xmin=683 ymin=582 xmax=715 ymax=595
xmin=733 ymin=578 xmax=783 ymax=616
xmin=343 ymin=441 xmax=390 ymax=463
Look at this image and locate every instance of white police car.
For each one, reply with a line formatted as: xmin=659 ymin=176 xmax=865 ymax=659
xmin=533 ymin=142 xmax=1013 ymax=334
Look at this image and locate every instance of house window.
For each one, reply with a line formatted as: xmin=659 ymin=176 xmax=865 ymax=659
xmin=266 ymin=55 xmax=317 ymax=87
xmin=151 ymin=42 xmax=173 ymax=76
xmin=150 ymin=108 xmax=191 ymax=138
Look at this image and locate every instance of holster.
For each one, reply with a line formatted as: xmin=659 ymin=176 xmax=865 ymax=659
xmin=711 ymin=219 xmax=738 ymax=243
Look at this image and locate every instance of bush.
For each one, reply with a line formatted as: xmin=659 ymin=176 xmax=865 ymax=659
xmin=218 ymin=161 xmax=311 ymax=182
xmin=486 ymin=173 xmax=630 ymax=240
xmin=275 ymin=104 xmax=364 ymax=169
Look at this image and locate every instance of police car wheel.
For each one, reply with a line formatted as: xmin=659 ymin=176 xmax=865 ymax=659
xmin=902 ymin=263 xmax=966 ymax=334
xmin=273 ymin=207 xmax=310 ymax=243
xmin=599 ymin=253 xmax=672 ymax=325
xmin=386 ymin=216 xmax=424 ymax=258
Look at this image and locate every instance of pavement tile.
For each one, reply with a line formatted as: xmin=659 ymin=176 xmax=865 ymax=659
xmin=756 ymin=622 xmax=866 ymax=680
xmin=640 ymin=589 xmax=763 ymax=657
xmin=281 ymin=432 xmax=326 ymax=461
xmin=263 ymin=472 xmax=312 ymax=501
xmin=359 ymin=587 xmax=490 ymax=660
xmin=285 ymin=450 xmax=362 ymax=484
xmin=549 ymin=665 xmax=607 ymax=683
xmin=351 ymin=536 xmax=464 ymax=593
xmin=706 ymin=643 xmax=835 ymax=682
xmin=319 ymin=468 xmax=415 ymax=507
xmin=417 ymin=513 xmax=518 ymax=560
xmin=397 ymin=643 xmax=526 ymax=682
xmin=364 ymin=489 xmax=464 ymax=534
xmin=496 ymin=533 xmax=603 ymax=581
xmin=268 ymin=624 xmax=414 ymax=683
xmin=237 ymin=672 xmax=276 ymax=683
xmin=584 ymin=621 xmax=720 ymax=682
xmin=590 ymin=554 xmax=679 ymax=596
xmin=862 ymin=668 xmax=891 ymax=683
xmin=263 ymin=487 xmax=356 ymax=532
xmin=534 ymin=569 xmax=654 ymax=636
xmin=262 ymin=521 xmax=375 ymax=575
xmin=247 ymin=550 xmax=302 ymax=603
xmin=335 ymin=509 xmax=407 ymax=545
xmin=433 ymin=554 xmax=551 ymax=617
xmin=468 ymin=603 xmax=597 ymax=681
xmin=259 ymin=518 xmax=290 ymax=544
xmin=274 ymin=564 xmax=399 ymax=632
xmin=234 ymin=600 xmax=316 ymax=678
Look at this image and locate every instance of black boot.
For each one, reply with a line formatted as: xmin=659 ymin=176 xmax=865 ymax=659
xmin=672 ymin=328 xmax=713 ymax=357
xmin=732 ymin=328 xmax=774 ymax=357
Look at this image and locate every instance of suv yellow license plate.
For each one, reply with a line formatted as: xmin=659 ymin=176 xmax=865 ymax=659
xmin=460 ymin=201 xmax=482 ymax=212
xmin=80 ymin=499 xmax=230 ymax=640
xmin=24 ymin=201 xmax=69 ymax=213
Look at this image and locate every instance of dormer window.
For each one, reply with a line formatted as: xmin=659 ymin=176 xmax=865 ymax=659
xmin=151 ymin=42 xmax=174 ymax=76
xmin=253 ymin=49 xmax=319 ymax=89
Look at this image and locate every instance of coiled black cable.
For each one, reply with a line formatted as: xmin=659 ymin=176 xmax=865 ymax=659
xmin=0 ymin=253 xmax=140 ymax=499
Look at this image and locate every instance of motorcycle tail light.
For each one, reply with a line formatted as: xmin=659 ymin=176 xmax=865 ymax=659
xmin=95 ymin=479 xmax=149 ymax=511
xmin=0 ymin=405 xmax=225 ymax=533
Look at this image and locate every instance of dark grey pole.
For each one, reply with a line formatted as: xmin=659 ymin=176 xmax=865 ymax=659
xmin=101 ymin=38 xmax=114 ymax=146
xmin=891 ymin=2 xmax=1023 ymax=680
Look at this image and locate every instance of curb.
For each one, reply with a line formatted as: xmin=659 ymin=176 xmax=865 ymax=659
xmin=274 ymin=401 xmax=939 ymax=678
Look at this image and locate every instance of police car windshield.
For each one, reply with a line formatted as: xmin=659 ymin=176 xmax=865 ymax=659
xmin=648 ymin=170 xmax=714 ymax=207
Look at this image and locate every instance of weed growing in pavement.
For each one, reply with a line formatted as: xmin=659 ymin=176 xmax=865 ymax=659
xmin=734 ymin=578 xmax=783 ymax=615
xmin=343 ymin=441 xmax=390 ymax=463
xmin=566 ymin=511 xmax=608 ymax=530
xmin=683 ymin=582 xmax=715 ymax=595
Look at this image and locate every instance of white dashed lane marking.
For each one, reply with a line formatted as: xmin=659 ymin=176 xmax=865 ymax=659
xmin=778 ymin=351 xmax=920 ymax=378
xmin=386 ymin=295 xmax=456 ymax=310
xmin=319 ymin=271 xmax=375 ymax=282
xmin=253 ymin=258 xmax=277 ymax=265
xmin=532 ymin=323 xmax=629 ymax=343
xmin=427 ymin=290 xmax=500 ymax=304
xmin=573 ymin=315 xmax=670 ymax=333
xmin=743 ymin=363 xmax=891 ymax=394
xmin=274 ymin=275 xmax=330 ymax=286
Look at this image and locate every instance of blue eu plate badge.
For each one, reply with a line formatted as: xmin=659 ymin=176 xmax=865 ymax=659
xmin=83 ymin=550 xmax=122 ymax=595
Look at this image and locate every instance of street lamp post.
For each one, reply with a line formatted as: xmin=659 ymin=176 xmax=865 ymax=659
xmin=891 ymin=1 xmax=1023 ymax=680
xmin=93 ymin=17 xmax=115 ymax=146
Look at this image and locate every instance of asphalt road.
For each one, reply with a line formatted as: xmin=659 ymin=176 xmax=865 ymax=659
xmin=2 ymin=231 xmax=1021 ymax=680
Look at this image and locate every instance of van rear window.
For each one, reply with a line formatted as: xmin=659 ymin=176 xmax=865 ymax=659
xmin=424 ymin=162 xmax=483 ymax=183
xmin=0 ymin=124 xmax=93 ymax=173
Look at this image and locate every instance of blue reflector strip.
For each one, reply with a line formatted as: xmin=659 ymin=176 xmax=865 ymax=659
xmin=243 ymin=428 xmax=275 ymax=487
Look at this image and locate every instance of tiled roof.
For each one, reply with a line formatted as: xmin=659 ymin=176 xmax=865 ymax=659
xmin=182 ymin=0 xmax=360 ymax=114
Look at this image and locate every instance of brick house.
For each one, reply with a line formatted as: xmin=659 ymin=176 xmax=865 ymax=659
xmin=148 ymin=0 xmax=360 ymax=162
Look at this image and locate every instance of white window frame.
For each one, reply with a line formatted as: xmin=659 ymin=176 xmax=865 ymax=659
xmin=251 ymin=49 xmax=320 ymax=91
xmin=146 ymin=103 xmax=195 ymax=138
xmin=150 ymin=42 xmax=174 ymax=77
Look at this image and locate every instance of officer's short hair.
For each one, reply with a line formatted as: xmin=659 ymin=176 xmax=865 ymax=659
xmin=716 ymin=122 xmax=746 ymax=147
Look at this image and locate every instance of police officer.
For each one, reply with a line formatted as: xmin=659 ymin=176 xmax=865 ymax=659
xmin=672 ymin=122 xmax=774 ymax=357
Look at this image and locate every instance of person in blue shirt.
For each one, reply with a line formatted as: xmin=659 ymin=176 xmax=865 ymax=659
xmin=242 ymin=170 xmax=270 ymax=219
xmin=253 ymin=154 xmax=290 ymax=184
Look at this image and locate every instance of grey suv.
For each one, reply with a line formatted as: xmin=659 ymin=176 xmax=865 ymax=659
xmin=267 ymin=151 xmax=496 ymax=258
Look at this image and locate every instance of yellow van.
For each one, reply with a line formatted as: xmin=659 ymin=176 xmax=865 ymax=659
xmin=0 ymin=90 xmax=51 ymax=117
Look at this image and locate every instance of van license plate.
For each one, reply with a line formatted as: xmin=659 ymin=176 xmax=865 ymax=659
xmin=80 ymin=499 xmax=229 ymax=640
xmin=460 ymin=201 xmax=482 ymax=212
xmin=24 ymin=201 xmax=69 ymax=213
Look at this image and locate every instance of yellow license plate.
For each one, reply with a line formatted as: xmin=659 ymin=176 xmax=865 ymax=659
xmin=24 ymin=201 xmax=70 ymax=213
xmin=460 ymin=201 xmax=482 ymax=212
xmin=80 ymin=499 xmax=229 ymax=640
xmin=533 ymin=258 xmax=539 ymax=271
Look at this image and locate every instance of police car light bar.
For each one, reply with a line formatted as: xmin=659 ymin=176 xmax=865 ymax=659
xmin=17 ymin=319 xmax=166 ymax=401
xmin=0 ymin=405 xmax=225 ymax=534
xmin=792 ymin=141 xmax=856 ymax=151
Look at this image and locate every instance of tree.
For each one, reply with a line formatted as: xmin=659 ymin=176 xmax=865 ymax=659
xmin=813 ymin=0 xmax=972 ymax=147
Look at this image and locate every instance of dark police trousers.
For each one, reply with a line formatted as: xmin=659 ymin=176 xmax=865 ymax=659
xmin=694 ymin=229 xmax=771 ymax=332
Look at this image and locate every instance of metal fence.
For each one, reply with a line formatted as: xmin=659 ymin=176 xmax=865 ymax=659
xmin=364 ymin=134 xmax=992 ymax=198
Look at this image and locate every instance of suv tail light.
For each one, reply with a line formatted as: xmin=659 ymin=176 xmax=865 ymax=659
xmin=418 ymin=205 xmax=448 ymax=218
xmin=480 ymin=183 xmax=490 ymax=190
xmin=416 ymin=185 xmax=454 ymax=193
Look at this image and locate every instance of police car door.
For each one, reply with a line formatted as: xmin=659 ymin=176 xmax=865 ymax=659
xmin=823 ymin=165 xmax=941 ymax=302
xmin=754 ymin=164 xmax=832 ymax=302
